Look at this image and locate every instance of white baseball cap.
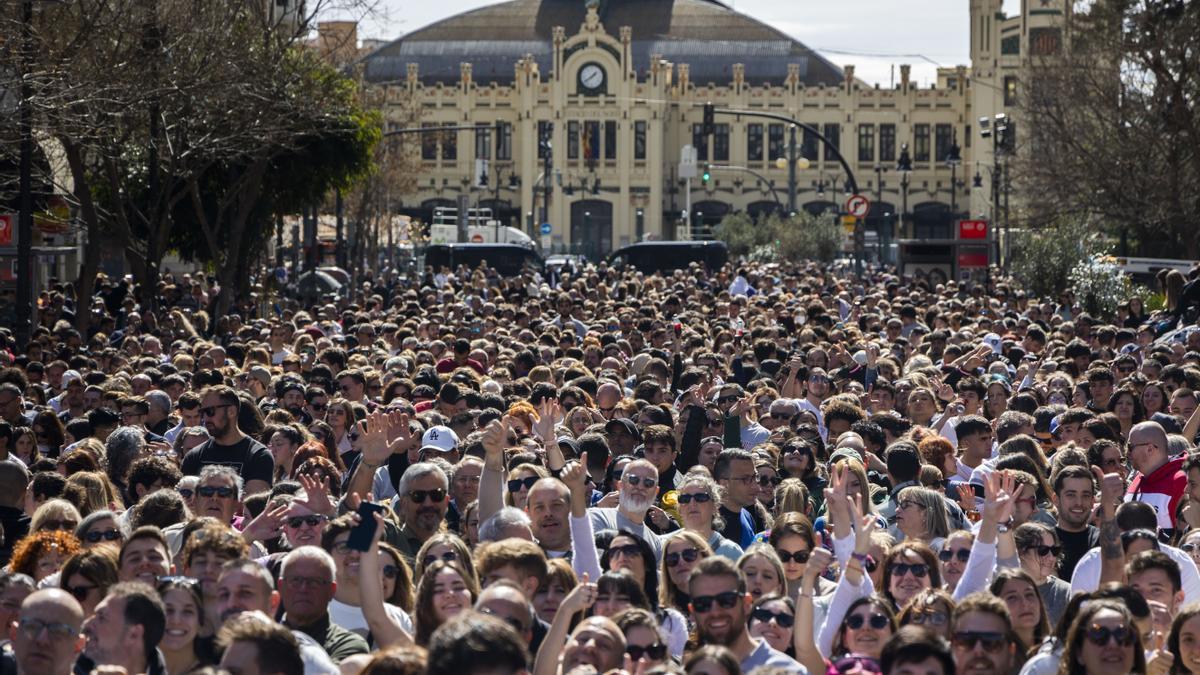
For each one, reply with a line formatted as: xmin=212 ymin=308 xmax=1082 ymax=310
xmin=420 ymin=425 xmax=459 ymax=453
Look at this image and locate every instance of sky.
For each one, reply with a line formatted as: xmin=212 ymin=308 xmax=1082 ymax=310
xmin=338 ymin=0 xmax=1009 ymax=87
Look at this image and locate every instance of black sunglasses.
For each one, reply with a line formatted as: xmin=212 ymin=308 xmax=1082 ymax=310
xmin=757 ymin=475 xmax=782 ymax=487
xmin=84 ymin=529 xmax=122 ymax=543
xmin=952 ymin=631 xmax=1006 ymax=651
xmin=407 ymin=489 xmax=446 ymax=504
xmin=197 ymin=486 xmax=235 ymax=499
xmin=607 ymin=543 xmax=642 ymax=560
xmin=382 ymin=565 xmax=399 ymax=580
xmin=889 ymin=563 xmax=929 ymax=578
xmin=692 ymin=591 xmax=741 ymax=613
xmin=1023 ymin=545 xmax=1061 ymax=558
xmin=286 ymin=515 xmax=328 ymax=528
xmin=507 ymin=476 xmax=539 ymax=493
xmin=1085 ymin=625 xmax=1136 ymax=648
xmin=177 ymin=488 xmax=194 ymax=499
xmin=938 ymin=549 xmax=971 ymax=563
xmin=776 ymin=549 xmax=810 ymax=564
xmin=717 ymin=395 xmax=740 ymax=404
xmin=64 ymin=583 xmax=97 ymax=602
xmin=676 ymin=493 xmax=712 ymax=505
xmin=625 ymin=643 xmax=666 ymax=661
xmin=751 ymin=607 xmax=795 ymax=628
xmin=665 ymin=548 xmax=702 ymax=567
xmin=845 ymin=613 xmax=889 ymax=630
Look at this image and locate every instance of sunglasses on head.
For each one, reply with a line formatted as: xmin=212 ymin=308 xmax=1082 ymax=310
xmin=286 ymin=515 xmax=328 ymax=528
xmin=1085 ymin=624 xmax=1136 ymax=648
xmin=623 ymin=475 xmax=657 ymax=489
xmin=776 ymin=549 xmax=810 ymax=564
xmin=407 ymin=488 xmax=446 ymax=504
xmin=691 ymin=590 xmax=741 ymax=613
xmin=845 ymin=613 xmax=889 ymax=630
xmin=665 ymin=548 xmax=702 ymax=567
xmin=197 ymin=486 xmax=235 ymax=499
xmin=751 ymin=607 xmax=795 ymax=628
xmin=889 ymin=563 xmax=929 ymax=578
xmin=507 ymin=476 xmax=539 ymax=493
xmin=952 ymin=631 xmax=1006 ymax=652
xmin=84 ymin=529 xmax=122 ymax=543
xmin=625 ymin=643 xmax=666 ymax=661
xmin=938 ymin=549 xmax=971 ymax=563
xmin=676 ymin=493 xmax=712 ymax=505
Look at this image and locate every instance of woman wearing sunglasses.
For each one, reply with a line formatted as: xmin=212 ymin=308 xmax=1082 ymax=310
xmin=1014 ymin=522 xmax=1072 ymax=627
xmin=659 ymin=531 xmax=713 ymax=614
xmin=60 ymin=548 xmax=119 ymax=618
xmin=937 ymin=530 xmax=974 ymax=592
xmin=768 ymin=512 xmax=830 ymax=600
xmin=672 ymin=472 xmax=742 ymax=562
xmin=1059 ymin=600 xmax=1145 ymax=675
xmin=412 ymin=532 xmax=476 ymax=586
xmin=748 ymin=594 xmax=796 ymax=656
xmin=505 ymin=463 xmax=549 ymax=510
xmin=613 ymin=607 xmax=671 ymax=669
xmin=896 ymin=588 xmax=954 ymax=640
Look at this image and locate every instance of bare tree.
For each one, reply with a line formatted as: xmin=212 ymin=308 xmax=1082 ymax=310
xmin=1014 ymin=0 xmax=1200 ymax=258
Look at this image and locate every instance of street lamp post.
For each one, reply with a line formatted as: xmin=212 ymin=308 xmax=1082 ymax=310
xmin=946 ymin=143 xmax=962 ymax=218
xmin=775 ymin=131 xmax=810 ymax=216
xmin=15 ymin=0 xmax=35 ymax=347
xmin=897 ymin=143 xmax=913 ymax=239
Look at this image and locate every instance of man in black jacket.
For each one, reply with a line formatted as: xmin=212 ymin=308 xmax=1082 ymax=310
xmin=0 ymin=462 xmax=30 ymax=566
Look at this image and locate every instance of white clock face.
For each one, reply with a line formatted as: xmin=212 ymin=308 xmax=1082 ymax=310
xmin=580 ymin=64 xmax=605 ymax=91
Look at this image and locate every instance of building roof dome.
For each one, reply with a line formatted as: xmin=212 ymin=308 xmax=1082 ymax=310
xmin=360 ymin=0 xmax=843 ymax=87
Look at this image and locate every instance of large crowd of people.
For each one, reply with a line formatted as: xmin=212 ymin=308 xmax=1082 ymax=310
xmin=0 ymin=258 xmax=1199 ymax=675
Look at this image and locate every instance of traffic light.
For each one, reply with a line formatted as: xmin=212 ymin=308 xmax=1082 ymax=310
xmin=702 ymin=102 xmax=715 ymax=136
xmin=702 ymin=163 xmax=711 ymax=185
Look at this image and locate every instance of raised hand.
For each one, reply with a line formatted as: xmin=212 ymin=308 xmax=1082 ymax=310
xmin=357 ymin=411 xmax=394 ymax=467
xmin=385 ymin=412 xmax=414 ymax=456
xmin=1091 ymin=465 xmax=1125 ymax=514
xmin=982 ymin=470 xmax=1019 ymax=525
xmin=804 ymin=547 xmax=833 ymax=582
xmin=296 ymin=473 xmax=335 ymax=516
xmin=557 ymin=572 xmax=597 ymax=617
xmin=533 ymin=399 xmax=563 ymax=443
xmin=561 ymin=452 xmax=590 ymax=493
xmin=241 ymin=502 xmax=289 ymax=543
xmin=847 ymin=493 xmax=878 ymax=554
xmin=482 ymin=418 xmax=510 ymax=469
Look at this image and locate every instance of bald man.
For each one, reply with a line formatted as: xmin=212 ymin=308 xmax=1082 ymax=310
xmin=8 ymin=589 xmax=84 ymax=675
xmin=1125 ymin=421 xmax=1186 ymax=533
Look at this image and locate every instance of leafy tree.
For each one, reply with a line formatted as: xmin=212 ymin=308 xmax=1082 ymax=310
xmin=1009 ymin=217 xmax=1108 ymax=298
xmin=716 ymin=209 xmax=843 ymax=262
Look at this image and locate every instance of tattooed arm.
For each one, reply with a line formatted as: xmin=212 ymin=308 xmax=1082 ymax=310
xmin=1094 ymin=466 xmax=1126 ymax=586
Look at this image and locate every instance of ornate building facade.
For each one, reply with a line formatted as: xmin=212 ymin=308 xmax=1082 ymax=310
xmin=358 ymin=0 xmax=1065 ymax=258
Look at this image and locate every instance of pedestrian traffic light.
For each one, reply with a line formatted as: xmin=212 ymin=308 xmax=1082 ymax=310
xmin=702 ymin=102 xmax=714 ymax=136
xmin=702 ymin=164 xmax=711 ymax=185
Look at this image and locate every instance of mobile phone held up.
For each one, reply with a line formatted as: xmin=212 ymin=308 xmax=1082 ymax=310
xmin=347 ymin=501 xmax=386 ymax=551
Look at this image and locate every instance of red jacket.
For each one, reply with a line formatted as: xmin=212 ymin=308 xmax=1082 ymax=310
xmin=1125 ymin=455 xmax=1187 ymax=531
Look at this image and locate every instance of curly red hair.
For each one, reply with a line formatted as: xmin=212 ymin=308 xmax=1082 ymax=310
xmin=10 ymin=530 xmax=82 ymax=579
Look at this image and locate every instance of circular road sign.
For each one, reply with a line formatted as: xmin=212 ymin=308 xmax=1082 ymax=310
xmin=845 ymin=194 xmax=871 ymax=218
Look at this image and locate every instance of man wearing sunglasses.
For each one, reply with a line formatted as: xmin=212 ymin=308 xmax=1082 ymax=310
xmin=586 ymin=458 xmax=665 ymax=562
xmin=949 ymin=593 xmax=1016 ymax=675
xmin=390 ymin=462 xmax=450 ymax=568
xmin=181 ymin=386 xmax=273 ymax=497
xmin=689 ymin=556 xmax=803 ymax=672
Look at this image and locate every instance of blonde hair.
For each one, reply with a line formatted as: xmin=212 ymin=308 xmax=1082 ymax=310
xmin=896 ymin=486 xmax=950 ymax=540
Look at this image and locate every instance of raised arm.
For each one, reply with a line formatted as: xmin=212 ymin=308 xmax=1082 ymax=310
xmin=478 ymin=418 xmax=509 ymax=524
xmin=533 ymin=574 xmax=597 ymax=675
xmin=1094 ymin=466 xmax=1126 ymax=586
xmin=817 ymin=496 xmax=877 ymax=656
xmin=358 ymin=503 xmax=412 ymax=648
xmin=953 ymin=470 xmax=1016 ymax=601
xmin=564 ymin=455 xmax=603 ymax=580
xmin=346 ymin=412 xmax=406 ymax=502
xmin=795 ymin=547 xmax=832 ymax=675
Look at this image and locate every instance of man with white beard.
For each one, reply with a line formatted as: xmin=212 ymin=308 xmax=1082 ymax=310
xmin=586 ymin=458 xmax=664 ymax=561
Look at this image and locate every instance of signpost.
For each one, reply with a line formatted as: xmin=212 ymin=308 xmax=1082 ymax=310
xmin=680 ymin=145 xmax=697 ymax=237
xmin=540 ymin=222 xmax=552 ymax=236
xmin=845 ymin=194 xmax=870 ymax=219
